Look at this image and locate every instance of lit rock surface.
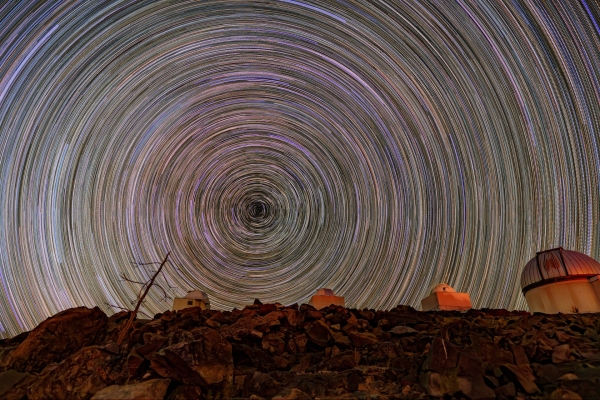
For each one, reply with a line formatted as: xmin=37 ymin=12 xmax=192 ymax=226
xmin=9 ymin=306 xmax=107 ymax=373
xmin=0 ymin=304 xmax=599 ymax=399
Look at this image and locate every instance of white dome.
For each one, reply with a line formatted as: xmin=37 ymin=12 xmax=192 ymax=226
xmin=314 ymin=288 xmax=336 ymax=296
xmin=431 ymin=283 xmax=456 ymax=293
xmin=521 ymin=247 xmax=600 ymax=293
xmin=183 ymin=290 xmax=210 ymax=302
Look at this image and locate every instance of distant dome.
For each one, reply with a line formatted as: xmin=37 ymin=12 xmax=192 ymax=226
xmin=432 ymin=283 xmax=456 ymax=293
xmin=521 ymin=247 xmax=600 ymax=293
xmin=183 ymin=290 xmax=210 ymax=302
xmin=315 ymin=288 xmax=336 ymax=296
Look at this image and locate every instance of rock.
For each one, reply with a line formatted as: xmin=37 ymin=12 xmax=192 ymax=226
xmin=560 ymin=378 xmax=600 ymax=399
xmin=127 ymin=347 xmax=148 ymax=379
xmin=137 ymin=334 xmax=168 ymax=360
xmin=243 ymin=371 xmax=281 ymax=398
xmin=305 ymin=321 xmax=332 ymax=348
xmin=165 ymin=384 xmax=203 ymax=399
xmin=27 ymin=345 xmax=120 ymax=399
xmin=4 ymin=303 xmax=600 ymax=398
xmin=332 ymin=332 xmax=352 ymax=348
xmin=324 ymin=353 xmax=357 ymax=371
xmin=347 ymin=331 xmax=379 ymax=347
xmin=420 ymin=371 xmax=459 ymax=397
xmin=389 ymin=326 xmax=418 ymax=336
xmin=456 ymin=350 xmax=495 ymax=400
xmin=476 ymin=340 xmax=514 ymax=367
xmin=273 ymin=355 xmax=290 ymax=370
xmin=262 ymin=332 xmax=286 ymax=354
xmin=233 ymin=344 xmax=277 ymax=372
xmin=501 ymin=363 xmax=540 ymax=394
xmin=10 ymin=307 xmax=108 ymax=372
xmin=91 ymin=379 xmax=170 ymax=399
xmin=272 ymin=387 xmax=312 ymax=399
xmin=422 ymin=337 xmax=460 ymax=373
xmin=284 ymin=309 xmax=303 ymax=327
xmin=511 ymin=344 xmax=529 ymax=365
xmin=0 ymin=369 xmax=37 ymax=399
xmin=493 ymin=382 xmax=516 ymax=398
xmin=150 ymin=327 xmax=233 ymax=393
xmin=553 ymin=344 xmax=572 ymax=363
xmin=549 ymin=388 xmax=582 ymax=400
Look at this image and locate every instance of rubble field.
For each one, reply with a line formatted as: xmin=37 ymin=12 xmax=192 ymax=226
xmin=1 ymin=302 xmax=599 ymax=399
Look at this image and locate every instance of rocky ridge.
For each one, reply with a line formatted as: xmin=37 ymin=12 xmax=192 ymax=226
xmin=1 ymin=302 xmax=600 ymax=399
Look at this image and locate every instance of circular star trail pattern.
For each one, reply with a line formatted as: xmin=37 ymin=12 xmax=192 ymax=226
xmin=1 ymin=0 xmax=599 ymax=337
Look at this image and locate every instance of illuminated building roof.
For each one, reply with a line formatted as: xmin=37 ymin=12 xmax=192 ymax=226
xmin=431 ymin=283 xmax=456 ymax=293
xmin=183 ymin=290 xmax=210 ymax=303
xmin=521 ymin=247 xmax=600 ymax=293
xmin=314 ymin=288 xmax=336 ymax=296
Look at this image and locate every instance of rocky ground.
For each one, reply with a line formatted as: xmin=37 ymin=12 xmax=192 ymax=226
xmin=1 ymin=302 xmax=599 ymax=399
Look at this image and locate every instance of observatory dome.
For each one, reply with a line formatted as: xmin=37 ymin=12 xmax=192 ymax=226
xmin=521 ymin=247 xmax=600 ymax=313
xmin=314 ymin=288 xmax=336 ymax=296
xmin=308 ymin=288 xmax=344 ymax=309
xmin=172 ymin=289 xmax=211 ymax=311
xmin=521 ymin=247 xmax=600 ymax=292
xmin=183 ymin=290 xmax=210 ymax=302
xmin=431 ymin=283 xmax=456 ymax=293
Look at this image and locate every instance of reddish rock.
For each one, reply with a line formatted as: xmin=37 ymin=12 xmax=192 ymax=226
xmin=501 ymin=363 xmax=540 ymax=394
xmin=91 ymin=378 xmax=170 ymax=400
xmin=305 ymin=321 xmax=332 ymax=348
xmin=284 ymin=309 xmax=303 ymax=327
xmin=348 ymin=331 xmax=379 ymax=347
xmin=456 ymin=350 xmax=495 ymax=399
xmin=150 ymin=327 xmax=233 ymax=393
xmin=136 ymin=333 xmax=168 ymax=360
xmin=553 ymin=344 xmax=572 ymax=363
xmin=549 ymin=388 xmax=582 ymax=400
xmin=27 ymin=345 xmax=121 ymax=399
xmin=127 ymin=347 xmax=148 ymax=379
xmin=511 ymin=344 xmax=529 ymax=365
xmin=493 ymin=382 xmax=516 ymax=398
xmin=476 ymin=340 xmax=514 ymax=367
xmin=332 ymin=331 xmax=352 ymax=348
xmin=273 ymin=387 xmax=312 ymax=399
xmin=389 ymin=325 xmax=418 ymax=336
xmin=10 ymin=307 xmax=107 ymax=373
xmin=165 ymin=384 xmax=203 ymax=400
xmin=422 ymin=337 xmax=460 ymax=373
xmin=262 ymin=331 xmax=286 ymax=354
xmin=0 ymin=369 xmax=37 ymax=399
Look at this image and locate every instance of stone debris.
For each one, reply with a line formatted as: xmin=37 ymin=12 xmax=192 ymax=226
xmin=0 ymin=304 xmax=599 ymax=399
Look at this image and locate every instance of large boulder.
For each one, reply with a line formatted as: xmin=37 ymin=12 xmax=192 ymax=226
xmin=0 ymin=369 xmax=37 ymax=399
xmin=27 ymin=345 xmax=122 ymax=399
xmin=150 ymin=327 xmax=233 ymax=395
xmin=91 ymin=379 xmax=170 ymax=400
xmin=10 ymin=307 xmax=108 ymax=372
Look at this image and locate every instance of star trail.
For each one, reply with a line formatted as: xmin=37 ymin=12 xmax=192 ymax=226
xmin=1 ymin=0 xmax=599 ymax=338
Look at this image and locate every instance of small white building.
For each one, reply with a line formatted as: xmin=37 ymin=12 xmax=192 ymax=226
xmin=308 ymin=288 xmax=345 ymax=310
xmin=172 ymin=290 xmax=211 ymax=311
xmin=421 ymin=283 xmax=472 ymax=311
xmin=521 ymin=247 xmax=600 ymax=313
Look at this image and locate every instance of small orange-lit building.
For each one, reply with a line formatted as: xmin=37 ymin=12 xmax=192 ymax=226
xmin=308 ymin=288 xmax=345 ymax=310
xmin=421 ymin=283 xmax=472 ymax=311
xmin=521 ymin=247 xmax=600 ymax=313
xmin=172 ymin=290 xmax=211 ymax=311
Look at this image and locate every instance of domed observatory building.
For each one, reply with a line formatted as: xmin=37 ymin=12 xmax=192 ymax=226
xmin=421 ymin=283 xmax=472 ymax=311
xmin=172 ymin=290 xmax=211 ymax=311
xmin=308 ymin=288 xmax=345 ymax=310
xmin=521 ymin=248 xmax=600 ymax=313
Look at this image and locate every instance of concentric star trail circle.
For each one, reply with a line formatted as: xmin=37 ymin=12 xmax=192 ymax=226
xmin=1 ymin=0 xmax=599 ymax=337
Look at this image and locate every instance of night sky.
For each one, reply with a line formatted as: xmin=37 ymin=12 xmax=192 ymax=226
xmin=1 ymin=0 xmax=599 ymax=338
